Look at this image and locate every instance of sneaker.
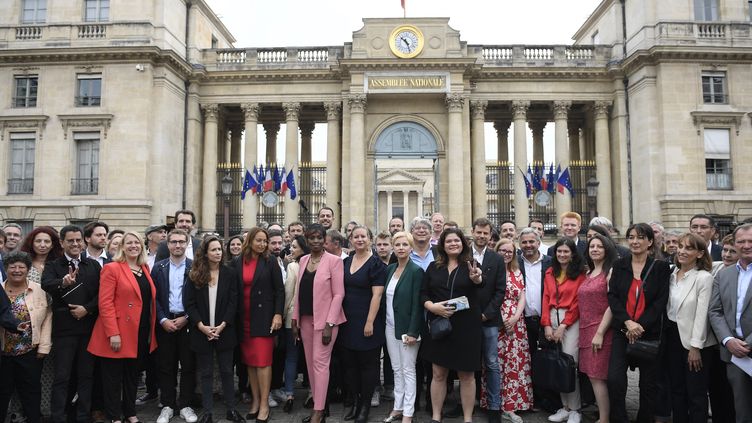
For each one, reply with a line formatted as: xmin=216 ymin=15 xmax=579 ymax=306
xmin=271 ymin=388 xmax=287 ymax=402
xmin=269 ymin=396 xmax=279 ymax=408
xmin=548 ymin=408 xmax=571 ymax=423
xmin=157 ymin=407 xmax=174 ymax=423
xmin=371 ymin=391 xmax=380 ymax=407
xmin=135 ymin=392 xmax=158 ymax=405
xmin=180 ymin=407 xmax=198 ymax=423
xmin=503 ymin=411 xmax=523 ymax=423
xmin=566 ymin=411 xmax=581 ymax=423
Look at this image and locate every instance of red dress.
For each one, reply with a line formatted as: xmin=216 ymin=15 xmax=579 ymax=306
xmin=240 ymin=258 xmax=274 ymax=367
xmin=577 ymin=271 xmax=613 ymax=380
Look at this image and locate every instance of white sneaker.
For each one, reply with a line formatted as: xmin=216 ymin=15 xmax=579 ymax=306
xmin=548 ymin=408 xmax=571 ymax=422
xmin=157 ymin=406 xmax=174 ymax=423
xmin=269 ymin=396 xmax=279 ymax=408
xmin=272 ymin=388 xmax=287 ymax=402
xmin=179 ymin=407 xmax=198 ymax=423
xmin=566 ymin=411 xmax=581 ymax=423
xmin=371 ymin=391 xmax=380 ymax=407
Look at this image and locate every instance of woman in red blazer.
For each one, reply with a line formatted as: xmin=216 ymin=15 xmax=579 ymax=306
xmin=88 ymin=231 xmax=157 ymax=423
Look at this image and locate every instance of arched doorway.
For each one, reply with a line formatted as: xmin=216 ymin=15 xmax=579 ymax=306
xmin=372 ymin=121 xmax=439 ymax=230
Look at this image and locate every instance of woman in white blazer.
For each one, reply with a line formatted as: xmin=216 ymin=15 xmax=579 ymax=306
xmin=664 ymin=233 xmax=716 ymax=423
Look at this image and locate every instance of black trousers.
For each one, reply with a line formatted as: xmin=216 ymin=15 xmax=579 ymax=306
xmin=705 ymin=344 xmax=735 ymax=423
xmin=157 ymin=326 xmax=197 ymax=409
xmin=271 ymin=333 xmax=285 ymax=390
xmin=665 ymin=322 xmax=709 ymax=423
xmin=51 ymin=335 xmax=95 ymax=423
xmin=234 ymin=345 xmax=250 ymax=395
xmin=341 ymin=346 xmax=381 ymax=403
xmin=608 ymin=331 xmax=659 ymax=423
xmin=100 ymin=356 xmax=139 ymax=420
xmin=525 ymin=315 xmax=562 ymax=412
xmin=382 ymin=344 xmax=394 ymax=388
xmin=197 ymin=346 xmax=236 ymax=412
xmin=0 ymin=351 xmax=43 ymax=423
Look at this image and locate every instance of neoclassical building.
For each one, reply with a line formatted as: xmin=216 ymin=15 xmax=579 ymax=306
xmin=0 ymin=0 xmax=750 ymax=235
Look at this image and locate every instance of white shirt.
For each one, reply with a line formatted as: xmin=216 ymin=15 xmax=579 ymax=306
xmin=472 ymin=245 xmax=486 ymax=266
xmin=522 ymin=253 xmax=544 ymax=317
xmin=185 ymin=239 xmax=194 ymax=260
xmin=208 ymin=283 xmax=218 ymax=327
xmin=146 ymin=248 xmax=157 ymax=271
xmin=538 ymin=243 xmax=549 ymax=257
xmin=385 ymin=274 xmax=399 ymax=328
xmin=277 ymin=257 xmax=287 ymax=282
xmin=86 ymin=248 xmax=108 ymax=267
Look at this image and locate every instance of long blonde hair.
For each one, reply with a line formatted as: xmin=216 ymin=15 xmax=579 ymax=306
xmin=494 ymin=238 xmax=519 ymax=272
xmin=112 ymin=231 xmax=147 ymax=265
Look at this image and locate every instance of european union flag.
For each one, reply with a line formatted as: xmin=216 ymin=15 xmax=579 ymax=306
xmin=241 ymin=170 xmax=256 ymax=200
xmin=531 ymin=164 xmax=543 ymax=191
xmin=557 ymin=166 xmax=574 ymax=196
xmin=286 ymin=169 xmax=297 ymax=200
xmin=546 ymin=164 xmax=557 ymax=193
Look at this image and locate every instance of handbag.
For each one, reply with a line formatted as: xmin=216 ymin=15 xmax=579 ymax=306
xmin=428 ymin=268 xmax=459 ymax=341
xmin=625 ymin=260 xmax=662 ymax=361
xmin=531 ymin=277 xmax=577 ymax=393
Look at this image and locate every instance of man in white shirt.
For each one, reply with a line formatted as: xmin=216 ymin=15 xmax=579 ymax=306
xmin=1 ymin=223 xmax=22 ymax=255
xmin=529 ymin=219 xmax=550 ymax=256
xmin=324 ymin=229 xmax=348 ymax=260
xmin=145 ymin=224 xmax=167 ymax=270
xmin=82 ymin=221 xmax=110 ymax=266
xmin=409 ymin=217 xmax=434 ymax=270
xmin=429 ymin=212 xmax=444 ymax=246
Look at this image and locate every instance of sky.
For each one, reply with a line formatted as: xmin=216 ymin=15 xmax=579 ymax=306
xmin=205 ymin=0 xmax=604 ymax=162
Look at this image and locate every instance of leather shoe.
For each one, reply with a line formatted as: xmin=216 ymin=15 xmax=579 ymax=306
xmin=197 ymin=414 xmax=213 ymax=423
xmin=226 ymin=409 xmax=245 ymax=422
xmin=384 ymin=413 xmax=403 ymax=423
xmin=284 ymin=399 xmax=294 ymax=413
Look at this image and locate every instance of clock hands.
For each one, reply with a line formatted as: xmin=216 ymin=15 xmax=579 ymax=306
xmin=400 ymin=36 xmax=411 ymax=49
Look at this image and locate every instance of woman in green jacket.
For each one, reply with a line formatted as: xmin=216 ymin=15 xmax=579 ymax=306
xmin=382 ymin=232 xmax=424 ymax=423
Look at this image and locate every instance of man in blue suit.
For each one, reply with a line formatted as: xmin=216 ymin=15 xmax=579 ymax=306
xmin=151 ymin=229 xmax=198 ymax=423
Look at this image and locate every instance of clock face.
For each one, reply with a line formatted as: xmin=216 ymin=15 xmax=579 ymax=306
xmin=389 ymin=25 xmax=424 ymax=58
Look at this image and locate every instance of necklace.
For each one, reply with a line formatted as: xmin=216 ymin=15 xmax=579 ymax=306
xmin=130 ymin=266 xmax=143 ymax=277
xmin=310 ymin=255 xmax=322 ymax=265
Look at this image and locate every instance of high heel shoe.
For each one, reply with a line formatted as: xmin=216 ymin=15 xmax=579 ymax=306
xmin=283 ymin=398 xmax=294 ymax=413
xmin=245 ymin=411 xmax=258 ymax=420
xmin=344 ymin=396 xmax=361 ymax=421
xmin=256 ymin=410 xmax=270 ymax=423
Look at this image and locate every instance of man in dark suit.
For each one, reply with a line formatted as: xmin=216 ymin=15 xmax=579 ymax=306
xmin=41 ymin=225 xmax=101 ymax=423
xmin=708 ymin=223 xmax=752 ymax=421
xmin=82 ymin=221 xmax=111 ymax=267
xmin=152 ymin=229 xmax=198 ymax=423
xmin=690 ymin=214 xmax=723 ymax=261
xmin=547 ymin=212 xmax=587 ymax=258
xmin=471 ymin=217 xmax=506 ymax=423
xmin=156 ymin=209 xmax=201 ymax=262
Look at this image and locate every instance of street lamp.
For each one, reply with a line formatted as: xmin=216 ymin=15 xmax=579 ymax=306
xmin=221 ymin=170 xmax=233 ymax=240
xmin=586 ymin=176 xmax=600 ymax=220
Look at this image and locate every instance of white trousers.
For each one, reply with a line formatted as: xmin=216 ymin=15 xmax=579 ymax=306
xmin=549 ymin=308 xmax=581 ymax=411
xmin=385 ymin=325 xmax=420 ymax=417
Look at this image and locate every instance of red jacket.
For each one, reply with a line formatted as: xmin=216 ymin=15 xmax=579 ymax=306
xmin=88 ymin=262 xmax=157 ymax=358
xmin=540 ymin=267 xmax=585 ymax=327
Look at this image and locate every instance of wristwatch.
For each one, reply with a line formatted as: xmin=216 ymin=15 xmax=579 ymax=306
xmin=326 ymin=322 xmax=335 ymax=328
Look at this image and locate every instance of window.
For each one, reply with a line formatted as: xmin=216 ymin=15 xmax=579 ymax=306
xmin=591 ymin=31 xmax=600 ymax=44
xmin=695 ymin=0 xmax=719 ymax=21
xmin=704 ymin=128 xmax=732 ymax=190
xmin=73 ymin=132 xmax=99 ymax=195
xmin=5 ymin=221 xmax=34 ymax=237
xmin=211 ymin=36 xmax=218 ymax=49
xmin=22 ymin=0 xmax=46 ymax=24
xmin=13 ymin=76 xmax=38 ymax=108
xmin=749 ymin=0 xmax=752 ymax=20
xmin=76 ymin=74 xmax=101 ymax=106
xmin=702 ymin=72 xmax=727 ymax=104
xmin=84 ymin=0 xmax=109 ymax=22
xmin=8 ymin=133 xmax=35 ymax=194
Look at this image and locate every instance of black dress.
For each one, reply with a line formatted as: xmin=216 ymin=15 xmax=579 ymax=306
xmin=419 ymin=261 xmax=482 ymax=372
xmin=339 ymin=255 xmax=387 ymax=351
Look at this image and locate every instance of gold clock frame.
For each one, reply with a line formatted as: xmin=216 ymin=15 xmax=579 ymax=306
xmin=389 ymin=25 xmax=425 ymax=59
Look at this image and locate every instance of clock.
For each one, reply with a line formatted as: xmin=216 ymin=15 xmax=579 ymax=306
xmin=389 ymin=25 xmax=424 ymax=59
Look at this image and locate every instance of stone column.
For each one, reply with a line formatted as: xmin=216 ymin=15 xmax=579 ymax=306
xmin=568 ymin=122 xmax=581 ymax=163
xmin=200 ymin=104 xmax=219 ymax=232
xmin=264 ymin=123 xmax=279 ymax=164
xmin=300 ymin=122 xmax=314 ymax=165
xmin=230 ymin=124 xmax=242 ymax=164
xmin=553 ymin=101 xmax=572 ymax=217
xmin=386 ymin=191 xmax=393 ymax=219
xmin=529 ymin=121 xmax=546 ymax=164
xmin=494 ymin=121 xmax=510 ymax=162
xmin=185 ymin=82 xmax=202 ymax=210
xmin=347 ymin=94 xmax=367 ymax=223
xmin=324 ymin=102 xmax=342 ymax=219
xmin=241 ymin=103 xmax=259 ymax=228
xmin=283 ymin=102 xmax=300 ymax=224
xmin=403 ymin=190 xmax=410 ymax=222
xmin=417 ymin=189 xmax=424 ymax=218
xmin=594 ymin=101 xmax=613 ymax=219
xmin=470 ymin=100 xmax=488 ymax=220
xmin=446 ymin=93 xmax=466 ymax=223
xmin=512 ymin=101 xmax=530 ymax=228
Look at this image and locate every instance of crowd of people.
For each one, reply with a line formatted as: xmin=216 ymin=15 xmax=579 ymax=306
xmin=0 ymin=208 xmax=750 ymax=423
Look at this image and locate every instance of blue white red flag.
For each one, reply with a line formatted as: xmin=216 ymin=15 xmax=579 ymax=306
xmin=285 ymin=169 xmax=297 ymax=199
xmin=557 ymin=165 xmax=574 ymax=196
xmin=241 ymin=169 xmax=256 ymax=200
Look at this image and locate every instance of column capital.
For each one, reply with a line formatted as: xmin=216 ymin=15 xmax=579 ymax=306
xmin=445 ymin=93 xmax=466 ymax=113
xmin=299 ymin=122 xmax=315 ymax=138
xmin=324 ymin=101 xmax=342 ymax=120
xmin=347 ymin=94 xmax=367 ymax=113
xmin=470 ymin=100 xmax=488 ymax=120
xmin=200 ymin=103 xmax=219 ymax=122
xmin=241 ymin=103 xmax=259 ymax=121
xmin=511 ymin=100 xmax=530 ymax=119
xmin=263 ymin=122 xmax=280 ymax=137
xmin=528 ymin=120 xmax=546 ymax=132
xmin=493 ymin=121 xmax=511 ymax=132
xmin=282 ymin=102 xmax=301 ymax=121
xmin=552 ymin=101 xmax=572 ymax=120
xmin=594 ymin=101 xmax=612 ymax=119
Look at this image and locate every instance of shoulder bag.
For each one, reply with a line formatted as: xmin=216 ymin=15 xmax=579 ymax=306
xmin=428 ymin=267 xmax=458 ymax=341
xmin=625 ymin=260 xmax=662 ymax=361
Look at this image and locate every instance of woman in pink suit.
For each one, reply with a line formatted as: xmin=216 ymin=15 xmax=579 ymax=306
xmin=292 ymin=224 xmax=346 ymax=423
xmin=88 ymin=231 xmax=157 ymax=423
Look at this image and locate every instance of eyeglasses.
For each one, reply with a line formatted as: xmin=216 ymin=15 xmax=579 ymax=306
xmin=64 ymin=239 xmax=84 ymax=245
xmin=499 ymin=250 xmax=515 ymax=255
xmin=168 ymin=240 xmax=187 ymax=245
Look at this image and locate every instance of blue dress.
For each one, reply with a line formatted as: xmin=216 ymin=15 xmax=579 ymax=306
xmin=339 ymin=255 xmax=387 ymax=351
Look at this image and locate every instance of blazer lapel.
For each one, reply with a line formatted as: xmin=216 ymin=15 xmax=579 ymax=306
xmin=119 ymin=262 xmax=142 ymax=302
xmin=675 ymin=269 xmax=698 ymax=310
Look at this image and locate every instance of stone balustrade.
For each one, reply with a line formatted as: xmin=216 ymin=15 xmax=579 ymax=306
xmin=77 ymin=24 xmax=107 ymax=39
xmin=15 ymin=26 xmax=42 ymax=40
xmin=208 ymin=46 xmax=342 ymax=69
xmin=1 ymin=22 xmax=159 ymax=49
xmin=475 ymin=45 xmax=611 ymax=66
xmin=654 ymin=21 xmax=751 ymax=44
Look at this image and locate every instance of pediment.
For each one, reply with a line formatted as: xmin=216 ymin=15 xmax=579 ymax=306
xmin=377 ymin=169 xmax=424 ymax=184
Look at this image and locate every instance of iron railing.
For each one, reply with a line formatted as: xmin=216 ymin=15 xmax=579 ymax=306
xmin=7 ymin=178 xmax=33 ymax=194
xmin=71 ymin=178 xmax=98 ymax=195
xmin=297 ymin=163 xmax=327 ymax=226
xmin=215 ymin=164 xmax=244 ymax=236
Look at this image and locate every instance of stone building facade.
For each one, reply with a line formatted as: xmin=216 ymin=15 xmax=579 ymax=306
xmin=0 ymin=0 xmax=750 ymax=234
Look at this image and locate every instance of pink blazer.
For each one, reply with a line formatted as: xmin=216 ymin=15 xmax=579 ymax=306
xmin=292 ymin=252 xmax=346 ymax=330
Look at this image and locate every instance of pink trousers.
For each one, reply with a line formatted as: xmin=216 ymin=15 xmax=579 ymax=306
xmin=299 ymin=315 xmax=338 ymax=411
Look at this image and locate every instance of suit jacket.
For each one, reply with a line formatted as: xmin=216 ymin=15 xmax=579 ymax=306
xmin=183 ymin=265 xmax=238 ymax=353
xmin=709 ymin=263 xmax=752 ymax=362
xmin=669 ymin=268 xmax=716 ymax=350
xmin=608 ymin=256 xmax=671 ymax=340
xmin=150 ymin=257 xmax=193 ymax=324
xmin=87 ymin=262 xmax=157 ymax=358
xmin=384 ymin=260 xmax=424 ymax=339
xmin=547 ymin=239 xmax=587 ymax=258
xmin=474 ymin=249 xmax=506 ymax=326
xmin=155 ymin=236 xmax=201 ymax=263
xmin=232 ymin=255 xmax=285 ymax=338
xmin=710 ymin=243 xmax=722 ymax=262
xmin=41 ymin=256 xmax=101 ymax=337
xmin=518 ymin=253 xmax=553 ymax=312
xmin=292 ymin=252 xmax=346 ymax=330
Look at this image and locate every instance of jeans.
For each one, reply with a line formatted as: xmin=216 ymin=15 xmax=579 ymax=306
xmin=482 ymin=325 xmax=501 ymax=410
xmin=284 ymin=327 xmax=299 ymax=396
